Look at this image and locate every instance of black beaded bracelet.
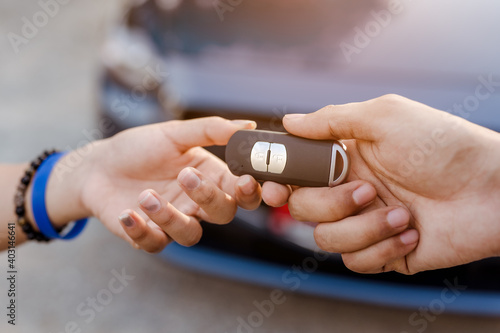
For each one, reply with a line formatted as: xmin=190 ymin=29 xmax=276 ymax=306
xmin=14 ymin=150 xmax=59 ymax=242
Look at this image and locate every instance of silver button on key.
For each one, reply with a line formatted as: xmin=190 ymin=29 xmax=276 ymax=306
xmin=250 ymin=141 xmax=271 ymax=172
xmin=268 ymin=143 xmax=287 ymax=174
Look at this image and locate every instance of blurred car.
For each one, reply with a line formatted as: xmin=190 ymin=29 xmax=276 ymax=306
xmin=99 ymin=0 xmax=500 ymax=315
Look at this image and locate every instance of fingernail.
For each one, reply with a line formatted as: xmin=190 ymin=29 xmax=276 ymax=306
xmin=352 ymin=183 xmax=376 ymax=206
xmin=387 ymin=208 xmax=409 ymax=228
xmin=238 ymin=175 xmax=255 ymax=196
xmin=179 ymin=168 xmax=201 ymax=190
xmin=284 ymin=113 xmax=306 ymax=120
xmin=119 ymin=212 xmax=135 ymax=228
xmin=400 ymin=229 xmax=419 ymax=245
xmin=139 ymin=191 xmax=161 ymax=213
xmin=230 ymin=120 xmax=257 ymax=129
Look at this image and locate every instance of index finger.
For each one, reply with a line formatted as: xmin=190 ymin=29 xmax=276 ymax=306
xmin=162 ymin=117 xmax=257 ymax=152
xmin=178 ymin=167 xmax=237 ymax=224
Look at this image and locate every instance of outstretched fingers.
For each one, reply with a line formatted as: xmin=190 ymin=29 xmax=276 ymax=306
xmin=119 ymin=189 xmax=204 ymax=253
xmin=177 ymin=167 xmax=261 ymax=224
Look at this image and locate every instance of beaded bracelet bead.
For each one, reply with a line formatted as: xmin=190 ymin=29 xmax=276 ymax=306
xmin=14 ymin=150 xmax=59 ymax=242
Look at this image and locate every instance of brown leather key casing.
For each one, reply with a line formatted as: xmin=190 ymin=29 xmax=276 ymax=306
xmin=226 ymin=130 xmax=349 ymax=187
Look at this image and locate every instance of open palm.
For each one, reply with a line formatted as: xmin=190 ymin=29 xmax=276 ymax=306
xmin=75 ymin=117 xmax=260 ymax=250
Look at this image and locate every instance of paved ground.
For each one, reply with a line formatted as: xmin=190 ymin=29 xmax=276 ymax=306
xmin=0 ymin=1 xmax=499 ymax=332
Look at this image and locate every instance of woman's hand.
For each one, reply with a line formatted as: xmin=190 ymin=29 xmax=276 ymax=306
xmin=45 ymin=117 xmax=261 ymax=253
xmin=262 ymin=95 xmax=500 ymax=274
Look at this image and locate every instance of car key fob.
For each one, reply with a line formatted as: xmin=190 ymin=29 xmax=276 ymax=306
xmin=225 ymin=130 xmax=350 ymax=187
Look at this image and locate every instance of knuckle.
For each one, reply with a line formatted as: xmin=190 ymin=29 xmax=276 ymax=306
xmin=217 ymin=208 xmax=237 ymax=225
xmin=371 ymin=214 xmax=395 ymax=239
xmin=182 ymin=230 xmax=203 ymax=247
xmin=144 ymin=244 xmax=165 ymax=254
xmin=376 ymin=94 xmax=406 ymax=111
xmin=377 ymin=224 xmax=392 ymax=241
xmin=324 ymin=202 xmax=348 ymax=222
xmin=313 ymin=226 xmax=336 ymax=253
xmin=288 ymin=190 xmax=312 ymax=222
xmin=341 ymin=254 xmax=368 ymax=274
xmin=287 ymin=205 xmax=304 ymax=222
xmin=364 ymin=208 xmax=404 ymax=239
xmin=321 ymin=104 xmax=337 ymax=114
xmin=196 ymin=186 xmax=218 ymax=206
xmin=240 ymin=198 xmax=261 ymax=211
xmin=380 ymin=239 xmax=403 ymax=260
xmin=384 ymin=259 xmax=415 ymax=275
xmin=326 ymin=188 xmax=354 ymax=221
xmin=287 ymin=197 xmax=307 ymax=222
xmin=208 ymin=116 xmax=224 ymax=123
xmin=238 ymin=186 xmax=261 ymax=206
xmin=131 ymin=228 xmax=149 ymax=243
xmin=378 ymin=93 xmax=403 ymax=104
xmin=222 ymin=214 xmax=236 ymax=224
xmin=325 ymin=205 xmax=342 ymax=222
xmin=206 ymin=116 xmax=225 ymax=130
xmin=201 ymin=202 xmax=236 ymax=225
xmin=156 ymin=208 xmax=176 ymax=229
xmin=313 ymin=227 xmax=327 ymax=250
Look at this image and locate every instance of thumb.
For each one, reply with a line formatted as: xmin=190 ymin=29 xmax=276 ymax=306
xmin=163 ymin=117 xmax=257 ymax=152
xmin=283 ymin=95 xmax=404 ymax=141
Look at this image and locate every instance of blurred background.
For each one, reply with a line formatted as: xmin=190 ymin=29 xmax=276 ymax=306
xmin=1 ymin=0 xmax=500 ymax=332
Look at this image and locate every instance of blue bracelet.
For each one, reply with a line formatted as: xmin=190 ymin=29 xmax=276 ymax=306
xmin=31 ymin=152 xmax=88 ymax=240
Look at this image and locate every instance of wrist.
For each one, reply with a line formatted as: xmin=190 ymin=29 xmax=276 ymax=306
xmin=41 ymin=148 xmax=94 ymax=228
xmin=491 ymin=163 xmax=500 ymax=258
xmin=480 ymin=132 xmax=500 ymax=257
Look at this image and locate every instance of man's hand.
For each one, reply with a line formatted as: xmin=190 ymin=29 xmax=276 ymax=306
xmin=262 ymin=95 xmax=500 ymax=274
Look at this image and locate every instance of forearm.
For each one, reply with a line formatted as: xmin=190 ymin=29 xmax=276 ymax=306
xmin=0 ymin=164 xmax=29 ymax=250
